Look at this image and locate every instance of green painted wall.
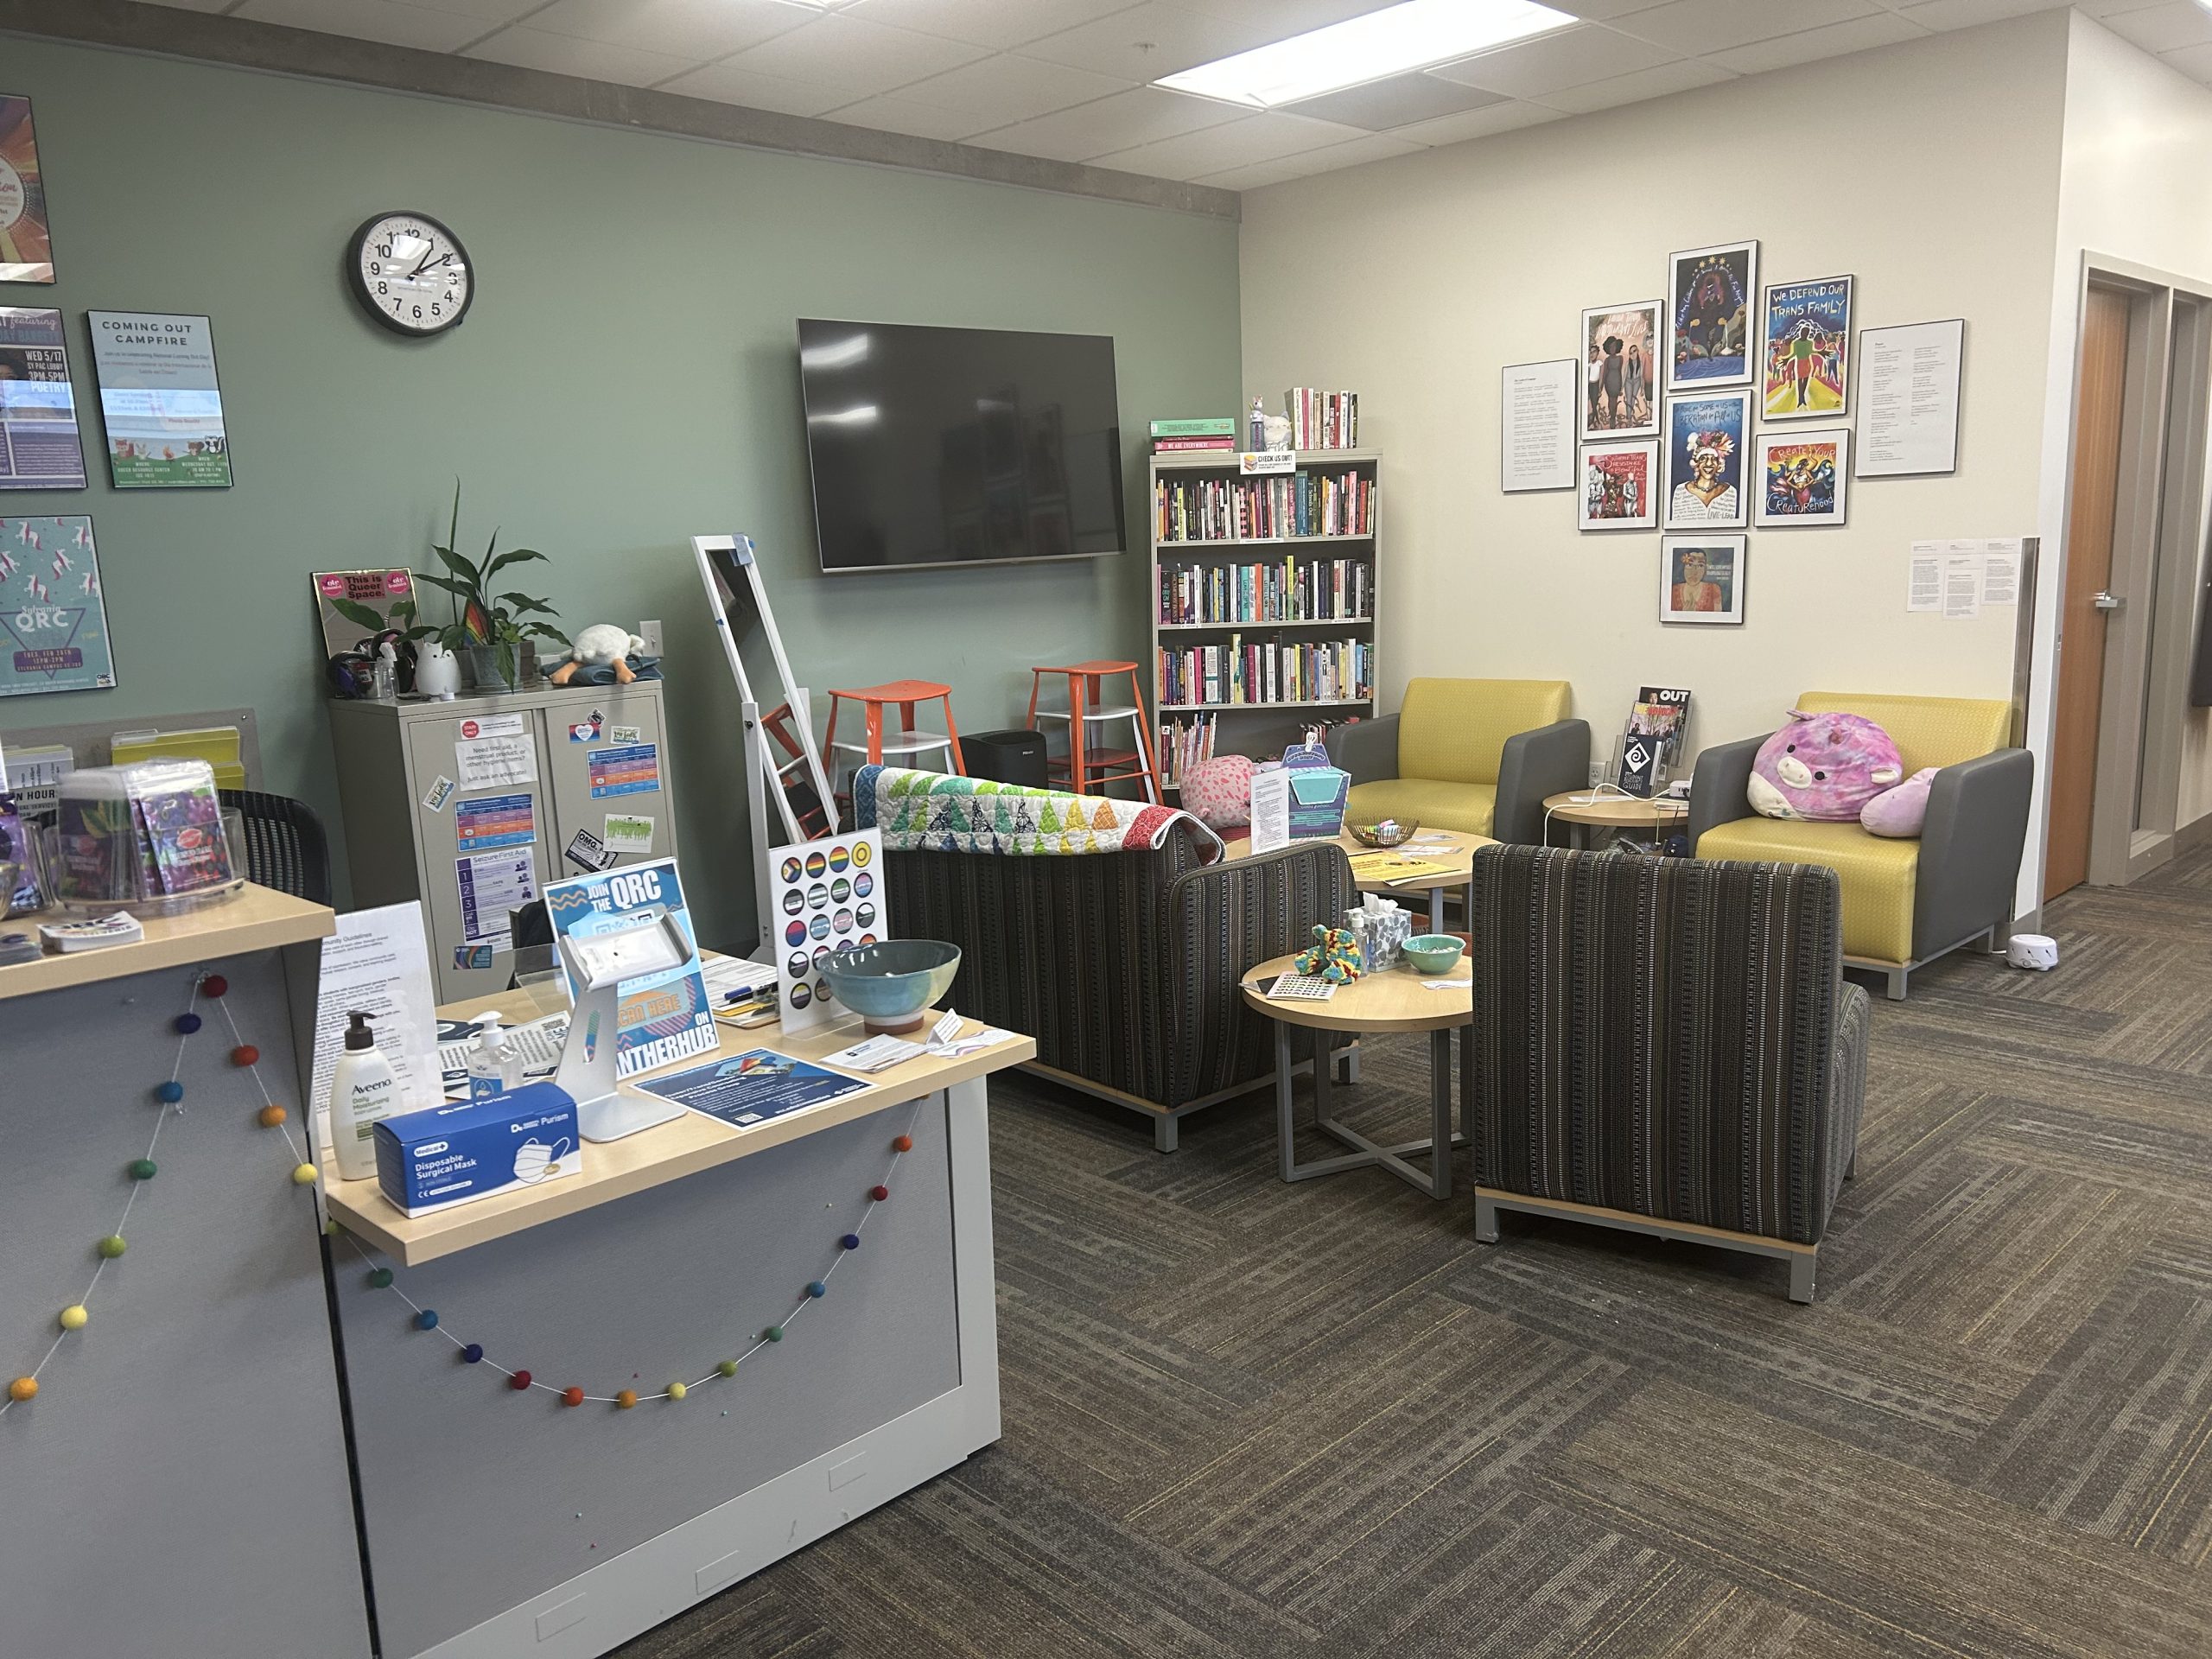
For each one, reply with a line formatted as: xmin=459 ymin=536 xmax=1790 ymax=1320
xmin=0 ymin=38 xmax=1241 ymax=948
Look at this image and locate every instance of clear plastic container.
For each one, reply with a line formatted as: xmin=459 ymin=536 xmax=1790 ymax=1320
xmin=40 ymin=761 xmax=245 ymax=917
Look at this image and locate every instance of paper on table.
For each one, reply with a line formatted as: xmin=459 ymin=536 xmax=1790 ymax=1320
xmin=1981 ymin=537 xmax=2022 ymax=606
xmin=701 ymin=953 xmax=778 ymax=1001
xmin=823 ymin=1033 xmax=925 ymax=1073
xmin=1421 ymin=979 xmax=1472 ymax=989
xmin=1908 ymin=543 xmax=1942 ymax=612
xmin=437 ymin=1013 xmax=569 ymax=1098
xmin=309 ymin=903 xmax=442 ymax=1145
xmin=1249 ymin=767 xmax=1292 ymax=855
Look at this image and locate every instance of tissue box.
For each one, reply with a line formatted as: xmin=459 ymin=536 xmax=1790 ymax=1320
xmin=1344 ymin=902 xmax=1412 ymax=970
xmin=372 ymin=1083 xmax=582 ymax=1217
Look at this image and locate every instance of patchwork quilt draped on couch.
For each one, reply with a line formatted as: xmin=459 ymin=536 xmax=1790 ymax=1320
xmin=868 ymin=767 xmax=1353 ymax=1151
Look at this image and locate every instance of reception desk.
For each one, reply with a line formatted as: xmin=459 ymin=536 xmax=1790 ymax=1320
xmin=3 ymin=887 xmax=1033 ymax=1659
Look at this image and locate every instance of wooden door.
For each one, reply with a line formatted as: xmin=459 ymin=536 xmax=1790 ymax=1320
xmin=2047 ymin=287 xmax=2130 ymax=899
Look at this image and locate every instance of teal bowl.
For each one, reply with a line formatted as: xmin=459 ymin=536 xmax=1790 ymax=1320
xmin=820 ymin=939 xmax=963 ymax=1032
xmin=1402 ymin=934 xmax=1464 ymax=975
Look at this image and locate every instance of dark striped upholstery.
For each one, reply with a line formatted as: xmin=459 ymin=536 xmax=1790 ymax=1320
xmin=888 ymin=824 xmax=1354 ymax=1117
xmin=1465 ymin=845 xmax=1866 ymax=1245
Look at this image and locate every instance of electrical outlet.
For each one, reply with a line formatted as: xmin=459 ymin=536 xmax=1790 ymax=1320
xmin=639 ymin=619 xmax=664 ymax=655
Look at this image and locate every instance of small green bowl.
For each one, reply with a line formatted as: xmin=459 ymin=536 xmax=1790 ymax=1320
xmin=1402 ymin=934 xmax=1464 ymax=974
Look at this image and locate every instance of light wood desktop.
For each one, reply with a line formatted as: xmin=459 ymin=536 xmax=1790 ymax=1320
xmin=1541 ymin=788 xmax=1689 ymax=849
xmin=1224 ymin=825 xmax=1495 ymax=929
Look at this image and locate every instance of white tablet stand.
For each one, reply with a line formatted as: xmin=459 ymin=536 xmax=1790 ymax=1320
xmin=556 ymin=912 xmax=696 ymax=1143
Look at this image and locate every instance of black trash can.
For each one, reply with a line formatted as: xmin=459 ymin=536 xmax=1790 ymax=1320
xmin=963 ymin=728 xmax=1049 ymax=788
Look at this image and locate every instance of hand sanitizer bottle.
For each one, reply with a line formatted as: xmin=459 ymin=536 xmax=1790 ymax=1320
xmin=329 ymin=1011 xmax=399 ymax=1181
xmin=467 ymin=1014 xmax=520 ymax=1100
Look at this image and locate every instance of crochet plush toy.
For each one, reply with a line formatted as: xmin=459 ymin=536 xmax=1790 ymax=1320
xmin=1293 ymin=923 xmax=1365 ymax=983
xmin=1748 ymin=711 xmax=1905 ymax=823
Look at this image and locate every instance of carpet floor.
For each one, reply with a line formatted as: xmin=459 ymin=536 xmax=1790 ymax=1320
xmin=620 ymin=847 xmax=2212 ymax=1657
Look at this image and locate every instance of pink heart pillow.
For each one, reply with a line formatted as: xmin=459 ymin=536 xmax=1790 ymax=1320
xmin=1181 ymin=754 xmax=1255 ymax=832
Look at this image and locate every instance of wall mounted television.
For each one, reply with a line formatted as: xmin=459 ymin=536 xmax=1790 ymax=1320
xmin=797 ymin=319 xmax=1125 ymax=574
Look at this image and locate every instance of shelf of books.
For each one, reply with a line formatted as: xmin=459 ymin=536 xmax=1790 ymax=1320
xmin=1147 ymin=423 xmax=1377 ymax=791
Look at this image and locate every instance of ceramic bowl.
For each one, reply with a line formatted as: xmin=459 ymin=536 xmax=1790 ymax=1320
xmin=819 ymin=939 xmax=963 ymax=1033
xmin=1345 ymin=817 xmax=1419 ymax=849
xmin=1402 ymin=934 xmax=1465 ymax=975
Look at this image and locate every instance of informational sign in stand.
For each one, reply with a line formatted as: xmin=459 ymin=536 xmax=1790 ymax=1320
xmin=766 ymin=826 xmax=885 ymax=1033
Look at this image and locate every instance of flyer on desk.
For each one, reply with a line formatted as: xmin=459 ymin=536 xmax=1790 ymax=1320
xmin=541 ymin=857 xmax=717 ymax=1078
xmin=634 ymin=1049 xmax=867 ymax=1129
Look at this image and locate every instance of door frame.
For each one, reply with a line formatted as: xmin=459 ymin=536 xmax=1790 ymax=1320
xmin=2050 ymin=251 xmax=2212 ymax=889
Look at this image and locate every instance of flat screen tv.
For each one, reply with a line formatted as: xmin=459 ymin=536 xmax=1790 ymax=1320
xmin=797 ymin=319 xmax=1125 ymax=574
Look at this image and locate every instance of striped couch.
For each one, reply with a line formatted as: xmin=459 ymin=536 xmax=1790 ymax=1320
xmin=887 ymin=821 xmax=1355 ymax=1151
xmin=1465 ymin=845 xmax=1867 ymax=1302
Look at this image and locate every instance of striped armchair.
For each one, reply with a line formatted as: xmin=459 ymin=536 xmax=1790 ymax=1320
xmin=1465 ymin=845 xmax=1868 ymax=1302
xmin=887 ymin=821 xmax=1355 ymax=1151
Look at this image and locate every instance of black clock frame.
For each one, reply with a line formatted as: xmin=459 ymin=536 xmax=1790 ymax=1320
xmin=345 ymin=210 xmax=474 ymax=339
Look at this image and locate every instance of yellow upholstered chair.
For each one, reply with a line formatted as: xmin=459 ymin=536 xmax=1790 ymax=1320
xmin=1688 ymin=692 xmax=2032 ymax=998
xmin=1325 ymin=678 xmax=1589 ymax=842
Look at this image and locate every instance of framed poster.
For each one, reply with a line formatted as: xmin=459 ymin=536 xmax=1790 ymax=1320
xmin=1579 ymin=301 xmax=1661 ymax=438
xmin=1762 ymin=276 xmax=1853 ymax=419
xmin=1660 ymin=536 xmax=1745 ymax=625
xmin=1500 ymin=359 xmax=1576 ymax=492
xmin=0 ymin=516 xmax=113 ymax=697
xmin=0 ymin=308 xmax=86 ymax=491
xmin=1579 ymin=440 xmax=1659 ymax=531
xmin=770 ymin=827 xmax=886 ymax=1033
xmin=0 ymin=96 xmax=54 ymax=284
xmin=541 ymin=857 xmax=717 ymax=1078
xmin=1662 ymin=390 xmax=1751 ymax=530
xmin=86 ymin=311 xmax=233 ymax=489
xmin=1754 ymin=427 xmax=1851 ymax=527
xmin=1666 ymin=240 xmax=1758 ymax=388
xmin=1859 ymin=318 xmax=1963 ymax=477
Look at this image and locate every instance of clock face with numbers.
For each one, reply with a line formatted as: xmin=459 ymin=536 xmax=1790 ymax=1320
xmin=346 ymin=211 xmax=473 ymax=337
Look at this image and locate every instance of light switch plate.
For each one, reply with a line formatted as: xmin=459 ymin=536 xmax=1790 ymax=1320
xmin=639 ymin=619 xmax=664 ymax=656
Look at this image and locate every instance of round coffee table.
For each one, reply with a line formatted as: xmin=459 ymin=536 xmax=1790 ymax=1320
xmin=1239 ymin=951 xmax=1471 ymax=1199
xmin=1541 ymin=789 xmax=1690 ymax=850
xmin=1224 ymin=827 xmax=1495 ymax=930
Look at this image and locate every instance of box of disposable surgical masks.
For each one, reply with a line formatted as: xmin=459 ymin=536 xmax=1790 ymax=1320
xmin=372 ymin=1083 xmax=582 ymax=1217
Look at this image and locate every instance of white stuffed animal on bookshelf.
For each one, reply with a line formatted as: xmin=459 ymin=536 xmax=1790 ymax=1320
xmin=548 ymin=624 xmax=646 ymax=686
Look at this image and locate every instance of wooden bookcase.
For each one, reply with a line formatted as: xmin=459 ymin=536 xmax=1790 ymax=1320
xmin=1148 ymin=448 xmax=1380 ymax=785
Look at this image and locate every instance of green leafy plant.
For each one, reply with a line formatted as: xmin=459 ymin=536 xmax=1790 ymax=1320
xmin=331 ymin=483 xmax=569 ymax=688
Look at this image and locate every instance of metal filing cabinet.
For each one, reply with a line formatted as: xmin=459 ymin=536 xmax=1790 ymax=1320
xmin=327 ymin=682 xmax=679 ymax=1003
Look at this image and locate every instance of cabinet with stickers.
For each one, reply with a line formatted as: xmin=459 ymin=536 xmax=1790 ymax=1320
xmin=327 ymin=680 xmax=679 ymax=1003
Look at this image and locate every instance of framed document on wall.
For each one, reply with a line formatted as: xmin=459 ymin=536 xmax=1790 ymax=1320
xmin=87 ymin=310 xmax=235 ymax=489
xmin=1858 ymin=318 xmax=1963 ymax=478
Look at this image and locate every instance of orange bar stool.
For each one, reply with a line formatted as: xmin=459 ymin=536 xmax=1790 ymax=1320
xmin=824 ymin=681 xmax=966 ymax=797
xmin=1026 ymin=661 xmax=1162 ymax=803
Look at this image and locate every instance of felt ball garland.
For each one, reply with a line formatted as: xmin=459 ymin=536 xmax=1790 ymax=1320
xmin=5 ymin=969 xmax=317 ymax=1418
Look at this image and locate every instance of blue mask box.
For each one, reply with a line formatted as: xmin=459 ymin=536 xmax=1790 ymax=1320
xmin=372 ymin=1082 xmax=582 ymax=1217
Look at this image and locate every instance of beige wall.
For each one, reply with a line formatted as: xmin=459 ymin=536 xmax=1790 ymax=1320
xmin=1240 ymin=15 xmax=2071 ymax=794
xmin=2033 ymin=12 xmax=2212 ymax=851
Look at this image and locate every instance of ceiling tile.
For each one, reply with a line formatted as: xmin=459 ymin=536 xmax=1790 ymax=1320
xmin=461 ymin=26 xmax=698 ymax=88
xmin=232 ymin=0 xmax=486 ymax=51
xmin=1384 ymin=98 xmax=1569 ymax=146
xmin=719 ymin=14 xmax=992 ymax=100
xmin=844 ymin=0 xmax=1145 ymax=50
xmin=1610 ymin=0 xmax=1883 ymax=54
xmin=1707 ymin=10 xmax=1927 ymax=74
xmin=816 ymin=92 xmax=995 ymax=141
xmin=1546 ymin=1 xmax=1680 ymax=16
xmin=1277 ymin=71 xmax=1508 ymax=131
xmin=1192 ymin=131 xmax=1427 ymax=191
xmin=2097 ymin=1 xmax=2212 ymax=54
xmin=1891 ymin=0 xmax=2071 ymax=25
xmin=1537 ymin=55 xmax=1735 ymax=112
xmin=1088 ymin=110 xmax=1368 ymax=180
xmin=130 ymin=0 xmax=234 ymax=13
xmin=2160 ymin=40 xmax=2212 ymax=79
xmin=1430 ymin=22 xmax=1682 ymax=98
xmin=653 ymin=60 xmax=853 ymax=116
xmin=2068 ymin=0 xmax=2177 ymax=16
xmin=888 ymin=54 xmax=1135 ymax=123
xmin=398 ymin=0 xmax=550 ymax=21
xmin=1158 ymin=0 xmax=1408 ymax=36
xmin=964 ymin=86 xmax=1242 ymax=162
xmin=1017 ymin=2 xmax=1303 ymax=79
xmin=519 ymin=0 xmax=808 ymax=61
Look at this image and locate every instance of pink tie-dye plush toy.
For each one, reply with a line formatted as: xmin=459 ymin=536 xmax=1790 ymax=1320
xmin=1748 ymin=711 xmax=1905 ymax=822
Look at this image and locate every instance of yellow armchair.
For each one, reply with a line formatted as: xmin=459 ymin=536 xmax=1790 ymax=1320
xmin=1325 ymin=678 xmax=1589 ymax=842
xmin=1688 ymin=692 xmax=2033 ymax=998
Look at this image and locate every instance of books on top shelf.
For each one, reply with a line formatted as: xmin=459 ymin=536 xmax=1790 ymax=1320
xmin=1285 ymin=388 xmax=1359 ymax=451
xmin=1160 ymin=556 xmax=1371 ymax=626
xmin=1151 ymin=416 xmax=1236 ymax=454
xmin=1158 ymin=636 xmax=1373 ymax=709
xmin=1155 ymin=469 xmax=1375 ymax=543
xmin=1157 ymin=713 xmax=1217 ymax=790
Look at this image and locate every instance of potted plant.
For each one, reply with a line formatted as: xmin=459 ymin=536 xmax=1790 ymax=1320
xmin=334 ymin=485 xmax=569 ymax=693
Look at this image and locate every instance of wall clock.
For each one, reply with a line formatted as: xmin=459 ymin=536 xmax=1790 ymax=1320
xmin=346 ymin=211 xmax=473 ymax=338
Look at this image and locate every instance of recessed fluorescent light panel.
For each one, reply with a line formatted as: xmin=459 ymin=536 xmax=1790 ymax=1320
xmin=1159 ymin=0 xmax=1574 ymax=109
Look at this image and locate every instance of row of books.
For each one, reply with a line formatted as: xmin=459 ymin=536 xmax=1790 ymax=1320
xmin=1149 ymin=416 xmax=1236 ymax=454
xmin=1159 ymin=556 xmax=1373 ymax=626
xmin=1284 ymin=388 xmax=1359 ymax=451
xmin=1157 ymin=714 xmax=1217 ymax=790
xmin=1158 ymin=637 xmax=1374 ymax=709
xmin=1155 ymin=470 xmax=1376 ymax=543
